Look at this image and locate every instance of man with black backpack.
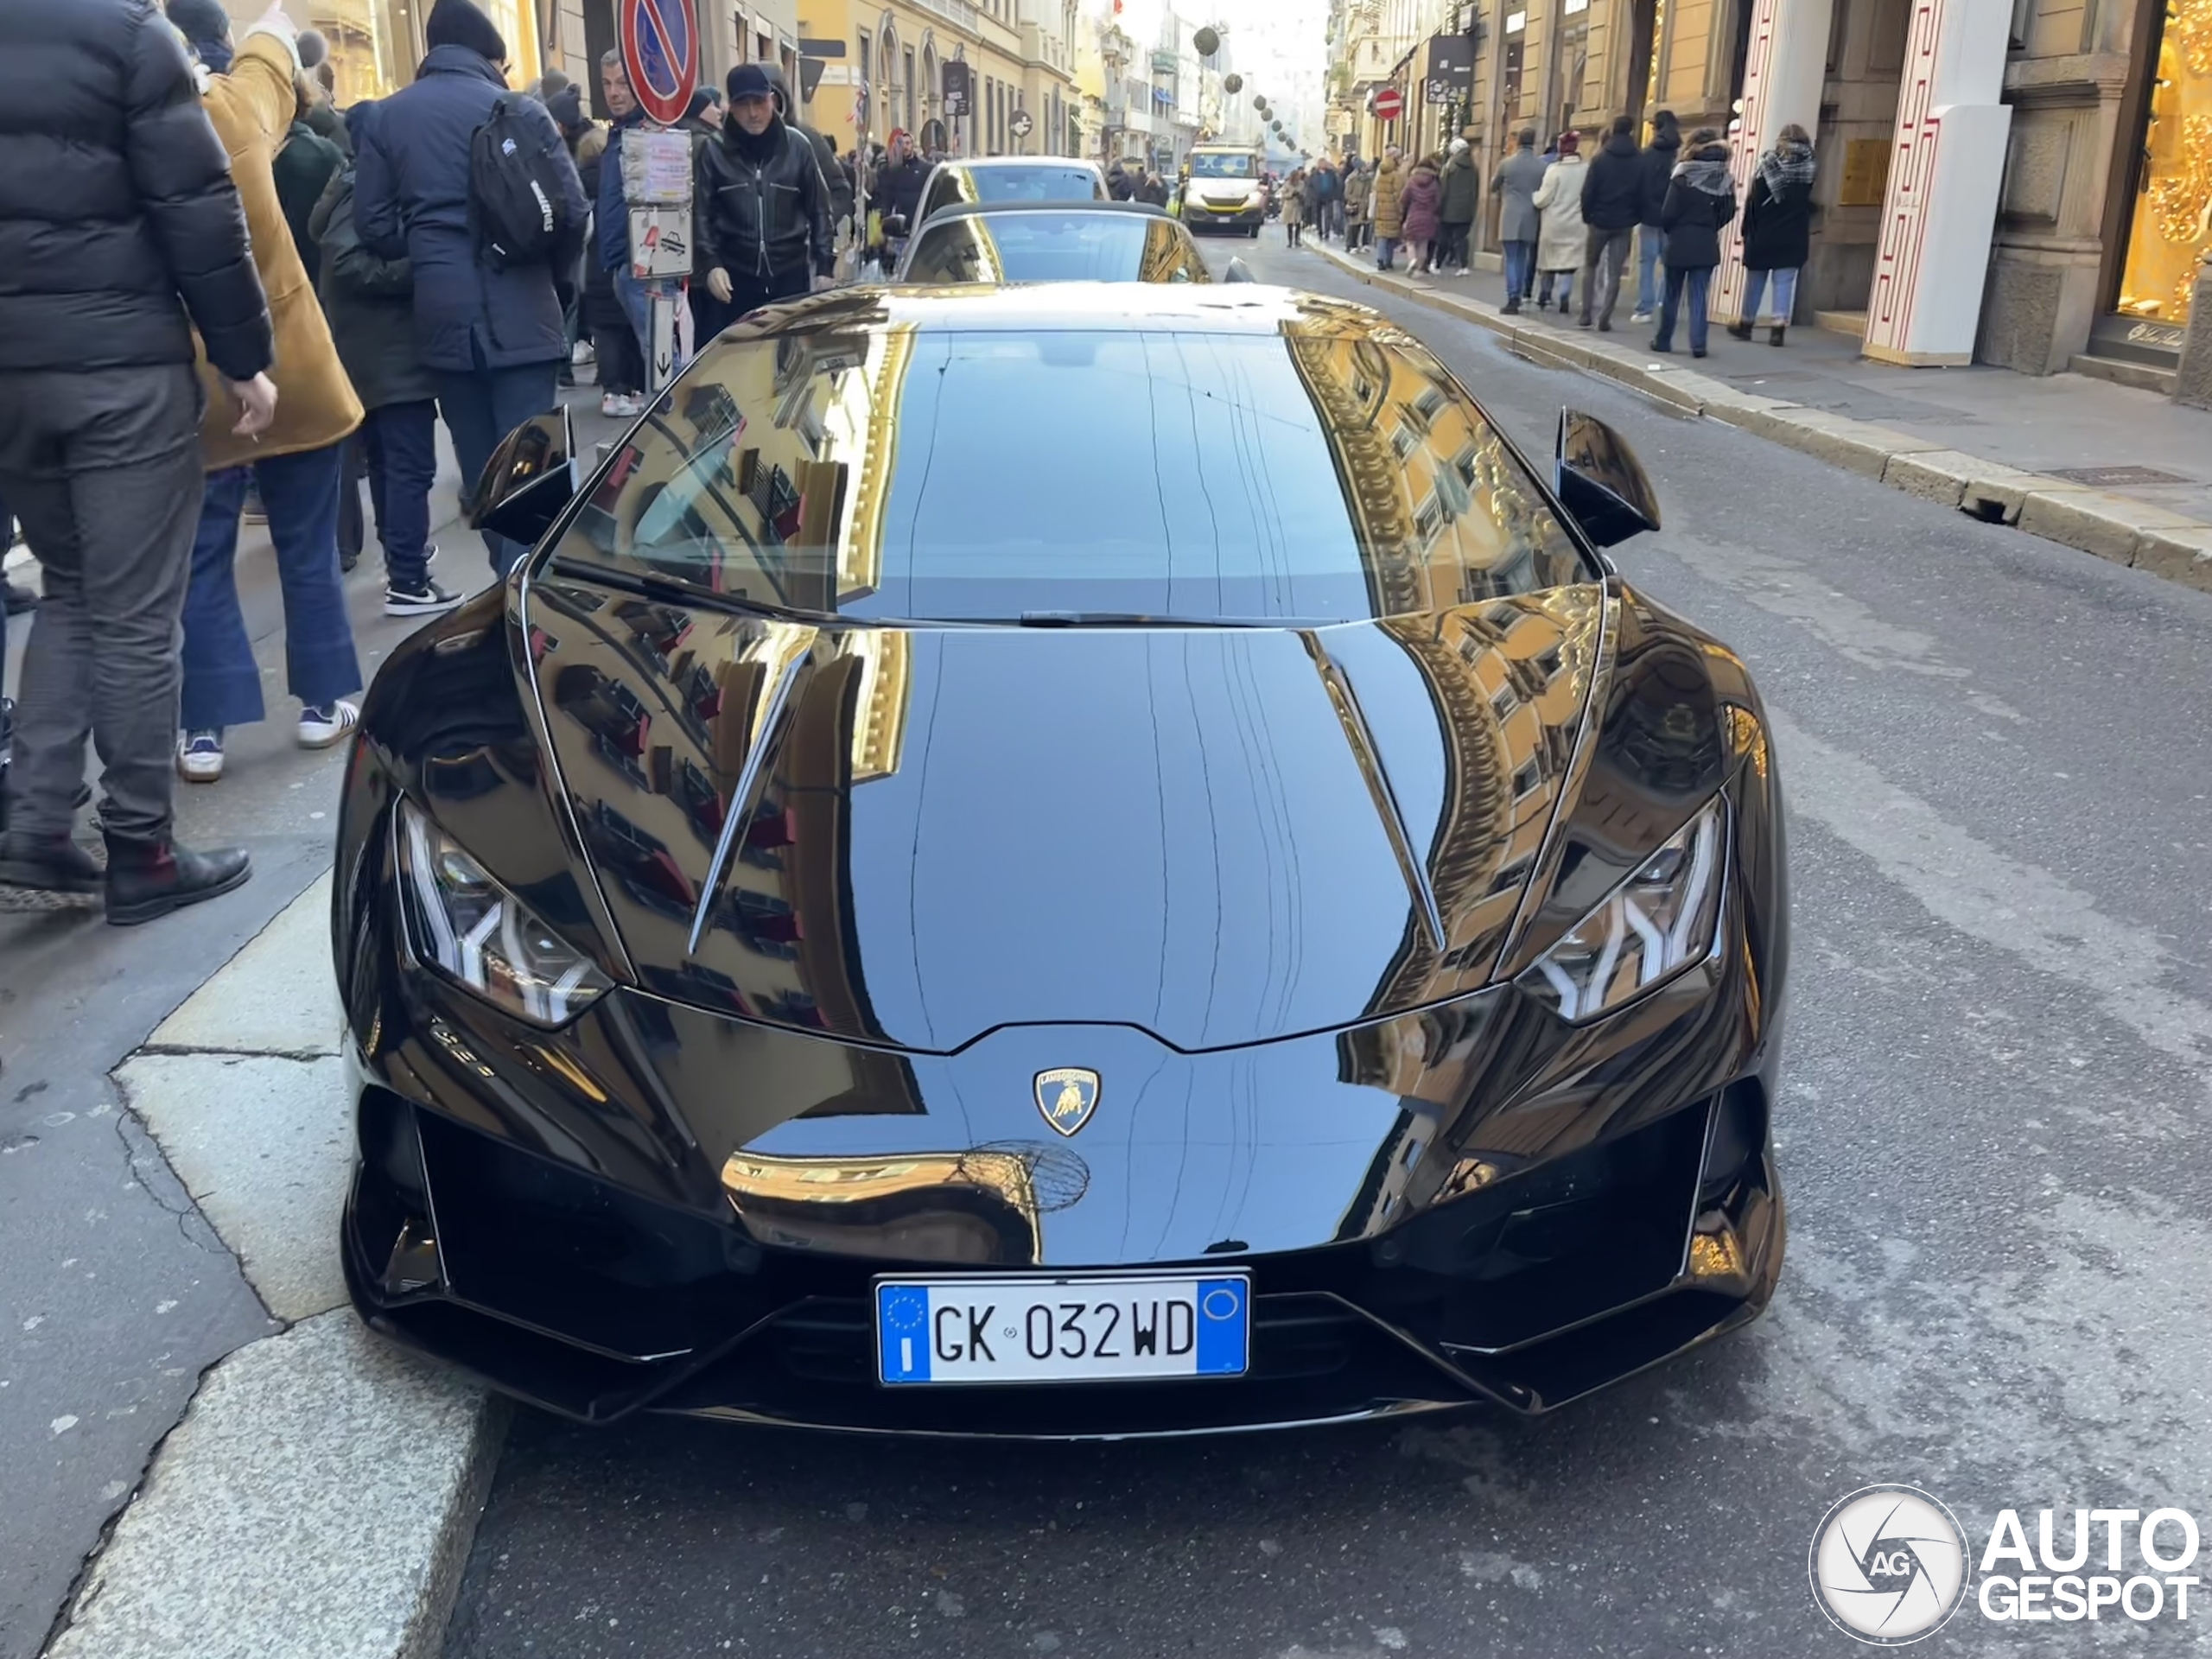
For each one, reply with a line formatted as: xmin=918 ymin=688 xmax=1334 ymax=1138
xmin=354 ymin=0 xmax=585 ymax=577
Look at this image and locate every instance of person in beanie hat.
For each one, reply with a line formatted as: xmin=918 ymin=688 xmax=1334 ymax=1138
xmin=173 ymin=0 xmax=367 ymax=798
xmin=1530 ymin=129 xmax=1587 ymax=313
xmin=355 ymin=0 xmax=587 ymax=576
xmin=0 ymin=0 xmax=271 ymax=916
xmin=695 ymin=63 xmax=833 ymax=325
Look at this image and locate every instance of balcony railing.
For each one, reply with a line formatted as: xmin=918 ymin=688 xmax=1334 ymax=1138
xmin=907 ymin=0 xmax=981 ymax=35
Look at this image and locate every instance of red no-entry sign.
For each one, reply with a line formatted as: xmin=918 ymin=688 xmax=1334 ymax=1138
xmin=620 ymin=0 xmax=699 ymax=127
xmin=1371 ymin=86 xmax=1404 ymax=122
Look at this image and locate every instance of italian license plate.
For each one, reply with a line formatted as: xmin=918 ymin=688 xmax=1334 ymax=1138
xmin=874 ymin=1273 xmax=1250 ymax=1386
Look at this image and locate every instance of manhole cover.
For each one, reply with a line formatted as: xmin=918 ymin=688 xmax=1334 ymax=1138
xmin=2044 ymin=465 xmax=2194 ymax=487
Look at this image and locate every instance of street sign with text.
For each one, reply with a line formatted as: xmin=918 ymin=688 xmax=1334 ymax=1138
xmin=944 ymin=59 xmax=972 ymax=119
xmin=619 ymin=0 xmax=697 ymax=128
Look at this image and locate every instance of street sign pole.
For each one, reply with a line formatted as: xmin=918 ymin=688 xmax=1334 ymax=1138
xmin=619 ymin=0 xmax=698 ymax=391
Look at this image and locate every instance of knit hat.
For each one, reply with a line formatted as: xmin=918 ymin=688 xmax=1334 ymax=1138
xmin=727 ymin=63 xmax=774 ymax=104
xmin=165 ymin=0 xmax=231 ymax=48
xmin=424 ymin=0 xmax=507 ymax=62
xmin=1448 ymin=136 xmax=1468 ymax=152
xmin=1556 ymin=130 xmax=1580 ymax=155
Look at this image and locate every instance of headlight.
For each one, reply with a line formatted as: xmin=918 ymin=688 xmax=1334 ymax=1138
xmin=1519 ymin=795 xmax=1726 ymax=1023
xmin=396 ymin=799 xmax=612 ymax=1027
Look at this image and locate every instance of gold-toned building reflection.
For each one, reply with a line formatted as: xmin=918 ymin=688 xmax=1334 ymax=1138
xmin=721 ymin=1145 xmax=1065 ymax=1263
xmin=531 ymin=320 xmax=930 ymax=1069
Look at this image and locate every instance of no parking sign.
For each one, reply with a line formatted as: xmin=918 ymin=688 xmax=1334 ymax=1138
xmin=619 ymin=0 xmax=698 ymax=128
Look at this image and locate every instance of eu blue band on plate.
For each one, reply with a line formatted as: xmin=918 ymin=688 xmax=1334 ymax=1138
xmin=1194 ymin=1277 xmax=1243 ymax=1376
xmin=878 ymin=1283 xmax=932 ymax=1382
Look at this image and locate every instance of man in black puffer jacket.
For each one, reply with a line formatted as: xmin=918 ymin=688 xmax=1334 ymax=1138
xmin=1578 ymin=114 xmax=1644 ymax=330
xmin=695 ymin=65 xmax=833 ymax=323
xmin=0 ymin=0 xmax=275 ymax=908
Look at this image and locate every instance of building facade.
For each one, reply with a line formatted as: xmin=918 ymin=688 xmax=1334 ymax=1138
xmin=1325 ymin=0 xmax=2212 ymax=397
xmin=793 ymin=0 xmax=1080 ymax=159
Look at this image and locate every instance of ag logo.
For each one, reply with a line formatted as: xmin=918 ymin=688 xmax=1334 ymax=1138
xmin=1809 ymin=1485 xmax=1972 ymax=1644
xmin=1033 ymin=1068 xmax=1099 ymax=1137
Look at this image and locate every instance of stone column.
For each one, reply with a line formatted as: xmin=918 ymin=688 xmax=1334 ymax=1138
xmin=1713 ymin=0 xmax=1834 ymax=327
xmin=2177 ymin=250 xmax=2212 ymax=411
xmin=1859 ymin=0 xmax=2012 ymax=365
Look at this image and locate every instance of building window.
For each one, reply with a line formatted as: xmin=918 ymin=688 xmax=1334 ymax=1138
xmin=903 ymin=47 xmax=916 ymax=132
xmin=2116 ymin=2 xmax=2211 ymax=333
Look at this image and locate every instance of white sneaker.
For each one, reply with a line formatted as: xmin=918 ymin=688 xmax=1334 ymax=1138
xmin=600 ymin=391 xmax=625 ymax=417
xmin=385 ymin=578 xmax=466 ymax=618
xmin=572 ymin=340 xmax=596 ymax=365
xmin=1630 ymin=310 xmax=1652 ymax=323
xmin=298 ymin=700 xmax=359 ymax=750
xmin=176 ymin=730 xmax=224 ymax=784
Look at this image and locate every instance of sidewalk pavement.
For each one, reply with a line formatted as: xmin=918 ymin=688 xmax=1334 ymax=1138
xmin=41 ymin=880 xmax=504 ymax=1659
xmin=1307 ymin=239 xmax=2212 ymax=597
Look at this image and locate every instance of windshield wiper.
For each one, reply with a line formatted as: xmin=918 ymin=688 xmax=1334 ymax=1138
xmin=1012 ymin=611 xmax=1311 ymax=628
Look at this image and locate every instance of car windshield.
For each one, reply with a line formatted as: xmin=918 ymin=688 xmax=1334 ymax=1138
xmin=1190 ymin=153 xmax=1258 ymax=179
xmin=963 ymin=164 xmax=1104 ymax=203
xmin=903 ymin=213 xmax=1202 ymax=284
xmin=551 ymin=327 xmax=1590 ymax=624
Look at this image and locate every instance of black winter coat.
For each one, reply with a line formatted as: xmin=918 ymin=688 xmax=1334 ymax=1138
xmin=1580 ymin=132 xmax=1644 ymax=231
xmin=1637 ymin=129 xmax=1681 ymax=227
xmin=694 ymin=120 xmax=833 ymax=281
xmin=1659 ymin=149 xmax=1738 ymax=270
xmin=791 ymin=118 xmax=855 ymax=224
xmin=310 ymin=165 xmax=436 ymax=412
xmin=871 ymin=155 xmax=929 ymax=226
xmin=1742 ymin=173 xmax=1812 ymax=270
xmin=275 ymin=121 xmax=347 ymax=288
xmin=0 ymin=0 xmax=270 ymax=382
xmin=353 ymin=44 xmax=588 ymax=373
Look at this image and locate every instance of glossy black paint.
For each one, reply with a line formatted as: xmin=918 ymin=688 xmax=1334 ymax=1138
xmin=1554 ymin=409 xmax=1662 ymax=548
xmin=467 ymin=405 xmax=577 ymax=547
xmin=333 ymin=289 xmax=1790 ymax=1435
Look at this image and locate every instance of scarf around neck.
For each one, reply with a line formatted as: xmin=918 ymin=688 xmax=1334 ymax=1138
xmin=1759 ymin=138 xmax=1817 ymax=197
xmin=1673 ymin=150 xmax=1732 ymax=196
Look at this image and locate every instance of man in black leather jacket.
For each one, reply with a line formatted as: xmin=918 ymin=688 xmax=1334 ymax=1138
xmin=695 ymin=64 xmax=833 ymax=321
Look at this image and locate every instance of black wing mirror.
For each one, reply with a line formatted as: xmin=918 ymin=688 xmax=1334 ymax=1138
xmin=467 ymin=405 xmax=577 ymax=549
xmin=1223 ymin=257 xmax=1256 ymax=283
xmin=1554 ymin=409 xmax=1661 ymax=547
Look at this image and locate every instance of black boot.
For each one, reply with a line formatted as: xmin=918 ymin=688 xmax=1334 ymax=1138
xmin=1726 ymin=320 xmax=1754 ymax=340
xmin=102 ymin=833 xmax=251 ymax=926
xmin=1770 ymin=325 xmax=1787 ymax=346
xmin=0 ymin=831 xmax=101 ymax=894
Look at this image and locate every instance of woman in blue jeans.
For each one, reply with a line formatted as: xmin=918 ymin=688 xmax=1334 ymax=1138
xmin=1651 ymin=129 xmax=1737 ymax=359
xmin=179 ymin=446 xmax=365 ymax=783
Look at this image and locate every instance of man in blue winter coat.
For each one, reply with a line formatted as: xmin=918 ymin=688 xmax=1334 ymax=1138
xmin=353 ymin=0 xmax=586 ymax=576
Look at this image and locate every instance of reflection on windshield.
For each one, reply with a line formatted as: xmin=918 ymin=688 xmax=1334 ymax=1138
xmin=557 ymin=323 xmax=1589 ymax=625
xmin=1190 ymin=153 xmax=1258 ymax=179
xmin=963 ymin=165 xmax=1105 ymax=204
xmin=903 ymin=214 xmax=1204 ymax=285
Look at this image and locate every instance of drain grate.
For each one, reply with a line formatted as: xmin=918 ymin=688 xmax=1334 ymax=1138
xmin=2043 ymin=464 xmax=2194 ymax=487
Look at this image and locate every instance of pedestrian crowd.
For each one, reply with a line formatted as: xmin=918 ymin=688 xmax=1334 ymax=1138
xmin=1283 ymin=111 xmax=1816 ymax=361
xmin=0 ymin=0 xmax=855 ymax=926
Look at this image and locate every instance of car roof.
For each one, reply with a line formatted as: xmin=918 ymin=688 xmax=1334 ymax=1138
xmin=915 ymin=200 xmax=1170 ymax=223
xmin=931 ymin=156 xmax=1105 ymax=172
xmin=725 ymin=281 xmax=1380 ymax=339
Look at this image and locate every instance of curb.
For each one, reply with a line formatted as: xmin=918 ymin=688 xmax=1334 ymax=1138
xmin=1305 ymin=240 xmax=2212 ymax=598
xmin=41 ymin=880 xmax=503 ymax=1659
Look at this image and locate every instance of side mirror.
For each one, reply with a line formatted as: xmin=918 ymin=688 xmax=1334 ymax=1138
xmin=1554 ymin=409 xmax=1661 ymax=546
xmin=1223 ymin=257 xmax=1256 ymax=283
xmin=467 ymin=406 xmax=577 ymax=548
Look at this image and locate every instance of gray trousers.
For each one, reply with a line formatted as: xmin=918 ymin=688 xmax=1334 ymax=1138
xmin=0 ymin=365 xmax=205 ymax=843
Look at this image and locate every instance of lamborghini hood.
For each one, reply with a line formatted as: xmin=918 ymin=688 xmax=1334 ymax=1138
xmin=523 ymin=575 xmax=1606 ymax=1053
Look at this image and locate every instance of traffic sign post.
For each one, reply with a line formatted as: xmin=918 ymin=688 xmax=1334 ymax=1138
xmin=620 ymin=125 xmax=695 ymax=391
xmin=1370 ymin=86 xmax=1404 ymax=123
xmin=619 ymin=0 xmax=698 ymax=128
xmin=1009 ymin=108 xmax=1033 ymax=150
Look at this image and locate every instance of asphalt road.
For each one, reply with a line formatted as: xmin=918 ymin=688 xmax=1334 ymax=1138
xmin=0 ymin=452 xmax=487 ymax=1659
xmin=170 ymin=245 xmax=2212 ymax=1659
